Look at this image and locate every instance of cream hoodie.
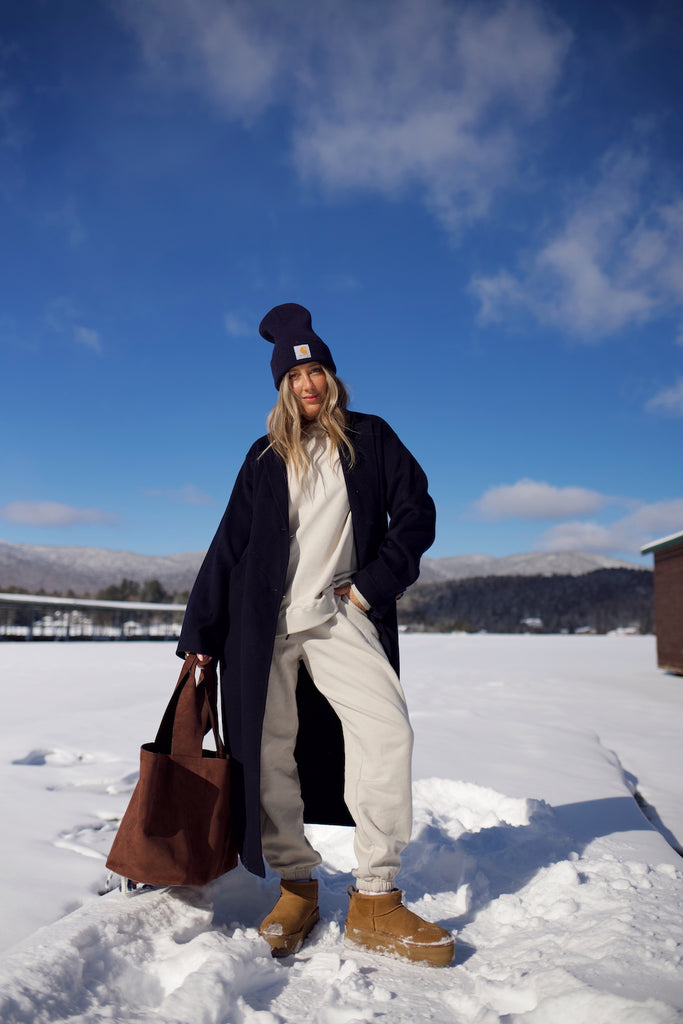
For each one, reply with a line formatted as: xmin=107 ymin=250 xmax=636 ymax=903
xmin=276 ymin=426 xmax=364 ymax=636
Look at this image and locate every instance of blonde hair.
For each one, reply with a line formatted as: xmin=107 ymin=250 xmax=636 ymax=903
xmin=264 ymin=366 xmax=355 ymax=480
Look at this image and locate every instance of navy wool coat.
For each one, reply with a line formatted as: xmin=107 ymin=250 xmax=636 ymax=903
xmin=177 ymin=411 xmax=436 ymax=877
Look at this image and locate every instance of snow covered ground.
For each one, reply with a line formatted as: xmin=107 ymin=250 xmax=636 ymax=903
xmin=0 ymin=636 xmax=681 ymax=1023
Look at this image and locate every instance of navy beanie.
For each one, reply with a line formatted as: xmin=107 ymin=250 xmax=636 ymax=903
xmin=259 ymin=303 xmax=337 ymax=388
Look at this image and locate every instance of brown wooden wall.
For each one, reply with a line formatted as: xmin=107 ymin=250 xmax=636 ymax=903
xmin=653 ymin=541 xmax=683 ymax=674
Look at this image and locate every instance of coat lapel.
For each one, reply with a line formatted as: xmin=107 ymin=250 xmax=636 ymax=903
xmin=261 ymin=446 xmax=289 ymax=529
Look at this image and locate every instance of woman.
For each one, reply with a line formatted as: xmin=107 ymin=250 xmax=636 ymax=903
xmin=179 ymin=303 xmax=454 ymax=966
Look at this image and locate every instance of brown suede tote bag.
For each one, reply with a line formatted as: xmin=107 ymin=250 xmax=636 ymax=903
xmin=106 ymin=654 xmax=238 ymax=887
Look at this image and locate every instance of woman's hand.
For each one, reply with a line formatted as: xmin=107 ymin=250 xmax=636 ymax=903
xmin=333 ymin=584 xmax=366 ymax=611
xmin=195 ymin=653 xmax=212 ymax=665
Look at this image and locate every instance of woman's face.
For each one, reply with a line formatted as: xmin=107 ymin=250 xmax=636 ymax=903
xmin=288 ymin=361 xmax=328 ymax=420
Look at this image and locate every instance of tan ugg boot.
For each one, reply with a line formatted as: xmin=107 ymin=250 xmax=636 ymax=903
xmin=345 ymin=887 xmax=454 ymax=967
xmin=258 ymin=879 xmax=320 ymax=957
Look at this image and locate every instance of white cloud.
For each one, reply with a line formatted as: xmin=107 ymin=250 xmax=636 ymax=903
xmin=119 ymin=0 xmax=571 ymax=232
xmin=45 ymin=298 xmax=102 ymax=354
xmin=118 ymin=0 xmax=283 ymax=116
xmin=45 ymin=196 xmax=86 ymax=249
xmin=627 ymin=499 xmax=683 ymax=538
xmin=324 ymin=274 xmax=361 ymax=293
xmin=74 ymin=326 xmax=102 ymax=354
xmin=537 ymin=520 xmax=617 ymax=552
xmin=473 ymin=478 xmax=683 ymax=556
xmin=539 ymin=499 xmax=683 ymax=554
xmin=0 ymin=501 xmax=117 ymax=528
xmin=646 ymin=376 xmax=683 ymax=417
xmin=292 ymin=0 xmax=571 ymax=231
xmin=44 ymin=296 xmax=78 ymax=334
xmin=224 ymin=313 xmax=251 ymax=337
xmin=473 ymin=478 xmax=611 ymax=521
xmin=471 ymin=147 xmax=683 ymax=338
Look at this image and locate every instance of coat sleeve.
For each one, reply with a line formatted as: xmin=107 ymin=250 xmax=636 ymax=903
xmin=352 ymin=419 xmax=436 ymax=617
xmin=176 ymin=443 xmax=258 ymax=658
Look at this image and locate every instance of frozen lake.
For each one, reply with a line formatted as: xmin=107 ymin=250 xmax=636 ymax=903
xmin=0 ymin=635 xmax=681 ymax=1023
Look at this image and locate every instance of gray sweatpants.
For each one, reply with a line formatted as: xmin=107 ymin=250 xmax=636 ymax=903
xmin=259 ymin=595 xmax=414 ymax=892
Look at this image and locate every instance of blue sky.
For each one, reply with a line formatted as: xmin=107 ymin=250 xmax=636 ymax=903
xmin=1 ymin=0 xmax=682 ymax=564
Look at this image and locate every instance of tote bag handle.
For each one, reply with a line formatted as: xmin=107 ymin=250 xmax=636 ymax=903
xmin=154 ymin=655 xmax=225 ymax=759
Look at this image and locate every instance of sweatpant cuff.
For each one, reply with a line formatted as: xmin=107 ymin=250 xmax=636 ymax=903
xmin=355 ymin=878 xmax=396 ymax=894
xmin=280 ymin=867 xmax=317 ymax=881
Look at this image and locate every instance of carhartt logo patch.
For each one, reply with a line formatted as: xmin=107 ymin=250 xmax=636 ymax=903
xmin=294 ymin=344 xmax=311 ymax=360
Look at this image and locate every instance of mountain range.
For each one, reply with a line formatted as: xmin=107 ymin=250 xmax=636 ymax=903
xmin=0 ymin=540 xmax=648 ymax=596
xmin=418 ymin=550 xmax=647 ymax=582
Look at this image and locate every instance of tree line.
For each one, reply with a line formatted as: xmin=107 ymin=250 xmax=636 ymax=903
xmin=397 ymin=569 xmax=654 ymax=634
xmin=94 ymin=578 xmax=189 ymax=604
xmin=0 ymin=579 xmax=189 ymax=606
